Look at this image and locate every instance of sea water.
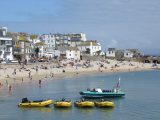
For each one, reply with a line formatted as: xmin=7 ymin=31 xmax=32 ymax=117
xmin=0 ymin=70 xmax=159 ymax=120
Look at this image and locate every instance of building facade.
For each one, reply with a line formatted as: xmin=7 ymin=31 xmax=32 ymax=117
xmin=0 ymin=27 xmax=13 ymax=61
xmin=66 ymin=47 xmax=80 ymax=60
xmin=78 ymin=41 xmax=101 ymax=56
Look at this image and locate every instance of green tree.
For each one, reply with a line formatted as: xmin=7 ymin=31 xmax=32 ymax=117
xmin=96 ymin=50 xmax=102 ymax=55
xmin=35 ymin=47 xmax=39 ymax=57
xmin=30 ymin=34 xmax=38 ymax=40
xmin=85 ymin=48 xmax=90 ymax=54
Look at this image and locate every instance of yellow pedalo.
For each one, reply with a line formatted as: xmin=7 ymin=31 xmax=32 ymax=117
xmin=74 ymin=100 xmax=95 ymax=108
xmin=18 ymin=98 xmax=53 ymax=107
xmin=54 ymin=101 xmax=72 ymax=108
xmin=95 ymin=101 xmax=114 ymax=108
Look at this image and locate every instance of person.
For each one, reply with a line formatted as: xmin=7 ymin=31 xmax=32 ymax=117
xmin=6 ymin=80 xmax=8 ymax=86
xmin=36 ymin=66 xmax=38 ymax=73
xmin=8 ymin=85 xmax=12 ymax=93
xmin=18 ymin=60 xmax=21 ymax=65
xmin=87 ymin=88 xmax=90 ymax=91
xmin=51 ymin=73 xmax=54 ymax=78
xmin=0 ymin=82 xmax=2 ymax=87
xmin=101 ymin=99 xmax=104 ymax=102
xmin=28 ymin=71 xmax=31 ymax=78
xmin=39 ymin=80 xmax=42 ymax=87
xmin=93 ymin=88 xmax=95 ymax=92
xmin=62 ymin=98 xmax=65 ymax=101
xmin=14 ymin=69 xmax=16 ymax=75
xmin=24 ymin=59 xmax=27 ymax=65
xmin=30 ymin=75 xmax=32 ymax=80
xmin=81 ymin=98 xmax=85 ymax=102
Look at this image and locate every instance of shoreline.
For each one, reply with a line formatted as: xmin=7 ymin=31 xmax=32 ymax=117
xmin=0 ymin=60 xmax=159 ymax=90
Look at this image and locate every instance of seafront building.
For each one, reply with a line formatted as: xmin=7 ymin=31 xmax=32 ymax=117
xmin=41 ymin=33 xmax=87 ymax=47
xmin=40 ymin=33 xmax=88 ymax=58
xmin=0 ymin=27 xmax=13 ymax=61
xmin=106 ymin=48 xmax=142 ymax=60
xmin=12 ymin=33 xmax=33 ymax=61
xmin=66 ymin=47 xmax=80 ymax=60
xmin=0 ymin=27 xmax=103 ymax=61
xmin=78 ymin=40 xmax=101 ymax=56
xmin=106 ymin=48 xmax=116 ymax=58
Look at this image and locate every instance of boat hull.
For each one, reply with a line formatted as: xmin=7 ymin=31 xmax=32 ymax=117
xmin=95 ymin=101 xmax=114 ymax=107
xmin=18 ymin=99 xmax=53 ymax=107
xmin=54 ymin=101 xmax=72 ymax=108
xmin=80 ymin=91 xmax=125 ymax=98
xmin=74 ymin=101 xmax=94 ymax=108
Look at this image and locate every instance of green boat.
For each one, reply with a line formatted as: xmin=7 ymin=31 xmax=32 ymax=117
xmin=80 ymin=79 xmax=125 ymax=98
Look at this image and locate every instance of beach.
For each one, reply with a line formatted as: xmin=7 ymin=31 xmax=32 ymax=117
xmin=0 ymin=59 xmax=159 ymax=88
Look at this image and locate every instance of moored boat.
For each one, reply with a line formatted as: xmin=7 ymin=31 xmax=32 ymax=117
xmin=80 ymin=79 xmax=125 ymax=98
xmin=54 ymin=98 xmax=72 ymax=108
xmin=74 ymin=99 xmax=94 ymax=108
xmin=18 ymin=98 xmax=53 ymax=107
xmin=95 ymin=100 xmax=114 ymax=107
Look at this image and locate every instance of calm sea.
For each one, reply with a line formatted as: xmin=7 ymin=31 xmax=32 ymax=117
xmin=0 ymin=70 xmax=159 ymax=120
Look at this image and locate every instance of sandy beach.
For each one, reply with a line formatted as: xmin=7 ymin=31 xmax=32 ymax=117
xmin=0 ymin=59 xmax=159 ymax=92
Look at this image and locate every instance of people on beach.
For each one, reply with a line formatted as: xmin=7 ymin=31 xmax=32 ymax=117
xmin=22 ymin=77 xmax=23 ymax=83
xmin=7 ymin=74 xmax=10 ymax=78
xmin=30 ymin=75 xmax=32 ymax=80
xmin=14 ymin=69 xmax=16 ymax=75
xmin=8 ymin=85 xmax=12 ymax=93
xmin=0 ymin=82 xmax=2 ymax=87
xmin=39 ymin=80 xmax=42 ymax=87
xmin=28 ymin=71 xmax=31 ymax=78
xmin=36 ymin=66 xmax=38 ymax=73
xmin=6 ymin=80 xmax=8 ymax=86
xmin=51 ymin=73 xmax=54 ymax=78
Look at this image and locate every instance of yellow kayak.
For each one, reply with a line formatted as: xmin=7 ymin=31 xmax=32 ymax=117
xmin=54 ymin=101 xmax=72 ymax=108
xmin=18 ymin=98 xmax=53 ymax=107
xmin=74 ymin=101 xmax=95 ymax=108
xmin=95 ymin=101 xmax=114 ymax=107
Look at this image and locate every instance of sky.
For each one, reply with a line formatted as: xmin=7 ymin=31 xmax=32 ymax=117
xmin=0 ymin=0 xmax=160 ymax=55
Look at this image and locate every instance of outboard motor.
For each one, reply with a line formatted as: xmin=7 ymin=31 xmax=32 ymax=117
xmin=22 ymin=98 xmax=29 ymax=103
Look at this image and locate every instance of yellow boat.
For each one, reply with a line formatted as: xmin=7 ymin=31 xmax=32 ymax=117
xmin=18 ymin=98 xmax=53 ymax=107
xmin=74 ymin=101 xmax=95 ymax=108
xmin=95 ymin=101 xmax=114 ymax=107
xmin=54 ymin=101 xmax=72 ymax=108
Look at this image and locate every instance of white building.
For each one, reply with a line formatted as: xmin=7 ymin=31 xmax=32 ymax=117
xmin=0 ymin=27 xmax=13 ymax=61
xmin=78 ymin=41 xmax=101 ymax=56
xmin=106 ymin=48 xmax=116 ymax=58
xmin=124 ymin=50 xmax=134 ymax=58
xmin=40 ymin=33 xmax=87 ymax=57
xmin=34 ymin=42 xmax=48 ymax=57
xmin=66 ymin=47 xmax=80 ymax=60
xmin=41 ymin=34 xmax=56 ymax=48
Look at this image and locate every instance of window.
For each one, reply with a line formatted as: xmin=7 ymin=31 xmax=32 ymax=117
xmin=70 ymin=54 xmax=71 ymax=56
xmin=48 ymin=40 xmax=50 ymax=43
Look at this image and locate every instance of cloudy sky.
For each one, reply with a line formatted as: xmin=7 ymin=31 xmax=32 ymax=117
xmin=0 ymin=0 xmax=160 ymax=55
